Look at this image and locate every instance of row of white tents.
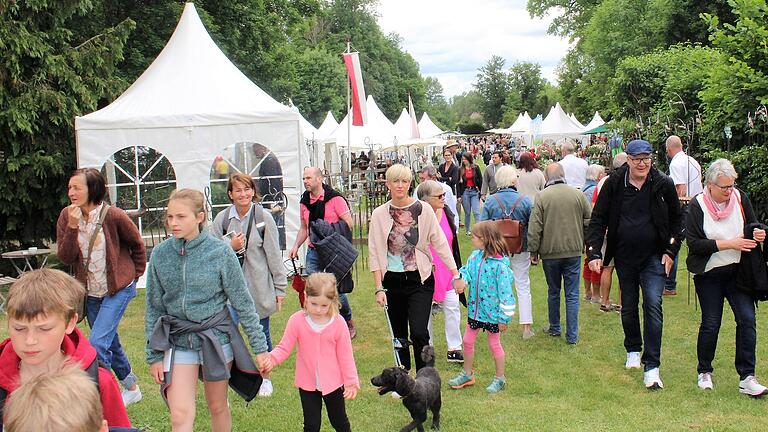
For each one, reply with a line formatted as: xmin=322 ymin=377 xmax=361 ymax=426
xmin=72 ymin=3 xmax=446 ymax=250
xmin=295 ymin=96 xmax=448 ymax=172
xmin=488 ymin=103 xmax=606 ymax=146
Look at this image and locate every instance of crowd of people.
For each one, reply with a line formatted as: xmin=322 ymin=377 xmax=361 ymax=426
xmin=2 ymin=133 xmax=767 ymax=431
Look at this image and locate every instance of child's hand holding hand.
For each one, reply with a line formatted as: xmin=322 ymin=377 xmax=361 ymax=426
xmin=256 ymin=352 xmax=272 ymax=373
xmin=453 ymin=279 xmax=466 ymax=294
xmin=150 ymin=362 xmax=164 ymax=384
xmin=498 ymin=323 xmax=508 ymax=332
xmin=343 ymin=384 xmax=359 ymax=400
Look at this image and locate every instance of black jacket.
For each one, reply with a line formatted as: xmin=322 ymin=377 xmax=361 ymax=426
xmin=585 ymin=165 xmax=683 ymax=265
xmin=310 ymin=219 xmax=358 ymax=293
xmin=737 ymin=221 xmax=768 ymax=301
xmin=457 ymin=165 xmax=483 ymax=197
xmin=438 ymin=162 xmax=459 ymax=194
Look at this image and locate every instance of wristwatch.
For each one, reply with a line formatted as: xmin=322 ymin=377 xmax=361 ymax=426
xmin=452 ymin=274 xmax=462 ymax=281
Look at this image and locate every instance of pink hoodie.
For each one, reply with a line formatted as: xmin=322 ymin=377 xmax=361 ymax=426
xmin=270 ymin=311 xmax=359 ymax=395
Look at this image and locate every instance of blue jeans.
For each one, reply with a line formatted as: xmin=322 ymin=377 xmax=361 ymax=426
xmin=461 ymin=188 xmax=481 ymax=231
xmin=227 ymin=305 xmax=272 ymax=351
xmin=695 ymin=267 xmax=756 ymax=379
xmin=86 ymin=281 xmax=137 ymax=388
xmin=664 ymin=255 xmax=678 ymax=291
xmin=306 ymin=248 xmax=353 ymax=322
xmin=615 ymin=255 xmax=666 ymax=371
xmin=542 ymin=256 xmax=581 ymax=344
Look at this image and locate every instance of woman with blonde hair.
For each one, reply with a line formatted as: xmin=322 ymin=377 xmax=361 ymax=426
xmin=369 ymin=165 xmax=459 ymax=371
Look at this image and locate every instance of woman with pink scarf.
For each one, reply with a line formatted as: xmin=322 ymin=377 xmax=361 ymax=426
xmin=686 ymin=159 xmax=768 ymax=396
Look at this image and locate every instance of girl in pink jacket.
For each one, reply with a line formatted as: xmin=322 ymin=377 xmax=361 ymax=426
xmin=267 ymin=273 xmax=359 ymax=432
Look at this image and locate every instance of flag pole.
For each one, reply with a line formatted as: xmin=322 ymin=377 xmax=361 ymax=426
xmin=346 ymin=40 xmax=352 ymax=192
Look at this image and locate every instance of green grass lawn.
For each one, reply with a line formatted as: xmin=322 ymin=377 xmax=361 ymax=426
xmin=3 ymin=236 xmax=768 ymax=431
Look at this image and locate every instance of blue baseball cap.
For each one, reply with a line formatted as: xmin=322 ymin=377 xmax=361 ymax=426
xmin=626 ymin=139 xmax=652 ymax=156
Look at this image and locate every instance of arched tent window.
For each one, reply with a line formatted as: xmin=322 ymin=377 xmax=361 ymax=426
xmin=101 ymin=145 xmax=177 ymax=247
xmin=209 ymin=142 xmax=286 ymax=250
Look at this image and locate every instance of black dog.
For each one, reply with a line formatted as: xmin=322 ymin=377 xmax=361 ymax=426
xmin=371 ymin=346 xmax=441 ymax=432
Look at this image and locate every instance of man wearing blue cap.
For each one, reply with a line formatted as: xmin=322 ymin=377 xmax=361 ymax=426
xmin=585 ymin=139 xmax=683 ymax=390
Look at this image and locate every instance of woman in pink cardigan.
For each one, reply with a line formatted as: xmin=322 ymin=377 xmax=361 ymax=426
xmin=267 ymin=273 xmax=359 ymax=432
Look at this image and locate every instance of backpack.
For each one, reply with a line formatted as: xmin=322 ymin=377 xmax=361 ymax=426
xmin=0 ymin=359 xmax=101 ymax=428
xmin=492 ymin=194 xmax=526 ymax=255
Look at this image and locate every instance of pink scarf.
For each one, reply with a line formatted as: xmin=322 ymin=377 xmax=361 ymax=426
xmin=702 ymin=186 xmax=740 ymax=221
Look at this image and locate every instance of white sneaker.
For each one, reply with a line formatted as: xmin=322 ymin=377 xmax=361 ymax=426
xmin=121 ymin=385 xmax=142 ymax=406
xmin=625 ymin=352 xmax=641 ymax=369
xmin=643 ymin=368 xmax=664 ymax=389
xmin=739 ymin=375 xmax=768 ymax=397
xmin=697 ymin=373 xmax=713 ymax=390
xmin=258 ymin=378 xmax=274 ymax=397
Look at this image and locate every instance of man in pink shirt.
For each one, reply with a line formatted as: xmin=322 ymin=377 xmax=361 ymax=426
xmin=289 ymin=167 xmax=357 ymax=338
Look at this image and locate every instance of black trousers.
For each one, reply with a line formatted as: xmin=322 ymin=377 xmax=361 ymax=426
xmin=299 ymin=386 xmax=351 ymax=432
xmin=383 ymin=271 xmax=435 ymax=370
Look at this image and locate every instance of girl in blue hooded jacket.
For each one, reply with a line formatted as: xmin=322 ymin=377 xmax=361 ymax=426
xmin=448 ymin=220 xmax=515 ymax=393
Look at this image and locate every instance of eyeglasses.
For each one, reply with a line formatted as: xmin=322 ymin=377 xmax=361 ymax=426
xmin=431 ymin=193 xmax=446 ymax=199
xmin=712 ymin=183 xmax=736 ymax=192
xmin=628 ymin=156 xmax=653 ymax=165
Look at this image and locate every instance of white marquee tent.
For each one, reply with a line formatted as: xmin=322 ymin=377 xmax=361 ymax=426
xmin=582 ymin=111 xmax=606 ymax=133
xmin=418 ymin=112 xmax=445 ymax=138
xmin=331 ymin=95 xmax=397 ymax=151
xmin=317 ymin=111 xmax=339 ymax=139
xmin=75 ymin=2 xmax=306 ymax=249
xmin=540 ymin=103 xmax=587 ymax=140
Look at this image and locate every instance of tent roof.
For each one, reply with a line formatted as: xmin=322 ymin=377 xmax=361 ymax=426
xmin=569 ymin=113 xmax=585 ymax=129
xmin=541 ymin=103 xmax=585 ymax=136
xmin=393 ymin=109 xmax=412 ymax=142
xmin=418 ymin=112 xmax=445 ymax=138
xmin=290 ymin=106 xmax=318 ymax=139
xmin=582 ymin=111 xmax=605 ymax=133
xmin=584 ymin=124 xmax=608 ymax=134
xmin=317 ymin=111 xmax=338 ymax=140
xmin=331 ymin=95 xmax=396 ymax=150
xmin=76 ymin=3 xmax=296 ymax=130
xmin=506 ymin=112 xmax=532 ymax=133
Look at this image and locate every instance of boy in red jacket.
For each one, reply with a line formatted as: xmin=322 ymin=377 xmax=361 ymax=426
xmin=0 ymin=269 xmax=130 ymax=428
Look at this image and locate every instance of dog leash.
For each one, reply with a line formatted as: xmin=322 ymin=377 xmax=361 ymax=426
xmin=383 ymin=305 xmax=402 ymax=368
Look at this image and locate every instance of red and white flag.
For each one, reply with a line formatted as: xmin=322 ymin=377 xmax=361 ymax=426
xmin=408 ymin=93 xmax=420 ymax=139
xmin=342 ymin=52 xmax=368 ymax=126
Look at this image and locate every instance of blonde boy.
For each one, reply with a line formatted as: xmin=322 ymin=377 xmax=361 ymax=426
xmin=0 ymin=269 xmax=130 ymax=428
xmin=5 ymin=364 xmax=107 ymax=432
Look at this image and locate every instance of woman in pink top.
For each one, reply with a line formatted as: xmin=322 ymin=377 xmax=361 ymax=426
xmin=417 ymin=181 xmax=465 ymax=363
xmin=267 ymin=273 xmax=359 ymax=432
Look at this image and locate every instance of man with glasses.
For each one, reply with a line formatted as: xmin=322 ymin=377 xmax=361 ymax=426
xmin=586 ymin=139 xmax=683 ymax=390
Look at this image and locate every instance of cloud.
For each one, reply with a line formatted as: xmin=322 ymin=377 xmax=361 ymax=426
xmin=376 ymin=0 xmax=571 ymax=97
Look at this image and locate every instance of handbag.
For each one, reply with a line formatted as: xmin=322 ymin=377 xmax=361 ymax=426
xmin=79 ymin=204 xmax=109 ymax=323
xmin=492 ymin=195 xmax=525 ymax=255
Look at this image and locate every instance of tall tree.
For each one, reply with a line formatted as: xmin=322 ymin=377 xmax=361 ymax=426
xmin=474 ymin=55 xmax=510 ymax=127
xmin=507 ymin=62 xmax=546 ymax=114
xmin=0 ymin=0 xmax=134 ymax=249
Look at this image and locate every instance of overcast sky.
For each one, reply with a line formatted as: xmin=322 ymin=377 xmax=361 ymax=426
xmin=375 ymin=0 xmax=571 ymax=98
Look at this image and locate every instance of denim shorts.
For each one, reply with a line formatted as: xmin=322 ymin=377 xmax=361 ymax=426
xmin=173 ymin=343 xmax=234 ymax=365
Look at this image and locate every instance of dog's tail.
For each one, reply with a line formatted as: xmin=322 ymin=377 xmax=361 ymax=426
xmin=421 ymin=345 xmax=435 ymax=368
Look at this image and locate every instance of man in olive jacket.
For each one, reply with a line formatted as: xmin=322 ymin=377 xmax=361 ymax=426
xmin=528 ymin=162 xmax=592 ymax=345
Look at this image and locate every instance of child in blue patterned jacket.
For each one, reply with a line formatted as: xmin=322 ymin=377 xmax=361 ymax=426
xmin=449 ymin=220 xmax=516 ymax=393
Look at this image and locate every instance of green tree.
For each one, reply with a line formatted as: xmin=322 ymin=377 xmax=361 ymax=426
xmin=527 ymin=0 xmax=602 ymax=38
xmin=474 ymin=55 xmax=510 ymax=127
xmin=507 ymin=62 xmax=546 ymax=114
xmin=0 ymin=0 xmax=134 ymax=249
xmin=423 ymin=77 xmax=452 ymax=130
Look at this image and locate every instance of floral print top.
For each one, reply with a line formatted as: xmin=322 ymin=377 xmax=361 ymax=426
xmin=386 ymin=201 xmax=422 ymax=272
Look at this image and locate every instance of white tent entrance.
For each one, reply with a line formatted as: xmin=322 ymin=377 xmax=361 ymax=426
xmin=75 ymin=3 xmax=305 ymax=250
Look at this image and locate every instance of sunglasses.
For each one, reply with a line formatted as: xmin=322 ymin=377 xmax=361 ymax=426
xmin=431 ymin=193 xmax=446 ymax=199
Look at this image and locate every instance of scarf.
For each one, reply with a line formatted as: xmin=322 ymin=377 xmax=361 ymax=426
xmin=702 ymin=186 xmax=740 ymax=221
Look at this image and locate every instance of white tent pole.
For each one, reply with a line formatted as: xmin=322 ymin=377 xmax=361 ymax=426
xmin=346 ymin=41 xmax=352 ymax=191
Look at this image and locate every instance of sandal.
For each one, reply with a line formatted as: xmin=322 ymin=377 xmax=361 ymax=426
xmin=599 ymin=304 xmax=612 ymax=313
